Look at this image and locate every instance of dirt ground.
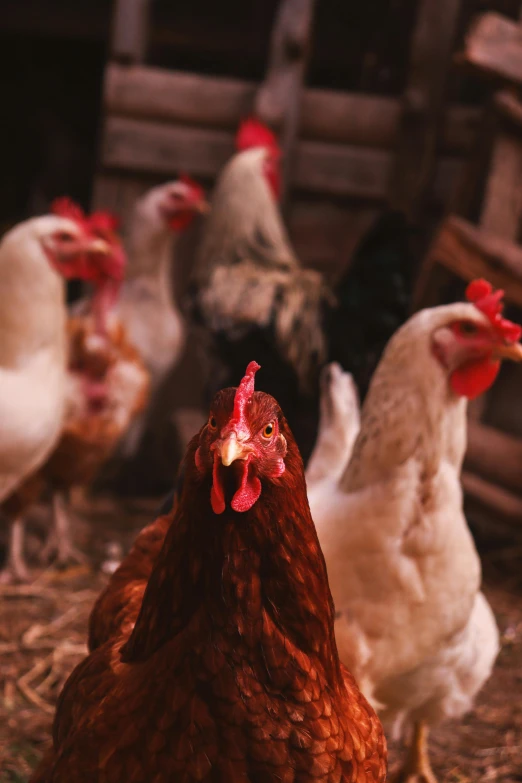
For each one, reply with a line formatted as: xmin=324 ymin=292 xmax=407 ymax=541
xmin=0 ymin=497 xmax=521 ymax=783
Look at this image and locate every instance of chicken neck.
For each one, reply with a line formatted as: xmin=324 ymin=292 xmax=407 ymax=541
xmin=124 ymin=218 xmax=177 ymax=302
xmin=340 ymin=310 xmax=469 ymax=494
xmin=121 ymin=436 xmax=343 ymax=690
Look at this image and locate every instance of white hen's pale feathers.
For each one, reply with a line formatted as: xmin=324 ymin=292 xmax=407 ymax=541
xmin=115 ymin=185 xmax=185 ymax=387
xmin=307 ymin=302 xmax=499 ymax=735
xmin=0 ymin=217 xmax=75 ymax=501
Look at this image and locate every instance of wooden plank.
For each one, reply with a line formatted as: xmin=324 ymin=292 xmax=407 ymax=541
xmin=415 ymin=215 xmax=522 ymax=306
xmin=462 ymin=470 xmax=522 ymax=526
xmin=494 ymin=89 xmax=522 ymax=129
xmin=111 ymin=0 xmax=151 ymax=63
xmin=104 ymin=63 xmax=478 ymax=153
xmin=463 ymin=12 xmax=522 ymax=86
xmin=480 ymin=129 xmax=522 ymax=238
xmin=101 ymin=118 xmax=235 ymax=180
xmin=466 ymin=420 xmax=522 ymax=495
xmin=389 ymin=0 xmax=463 ymax=219
xmin=100 ymin=116 xmax=461 ymax=202
xmin=255 ymin=0 xmax=317 ymax=205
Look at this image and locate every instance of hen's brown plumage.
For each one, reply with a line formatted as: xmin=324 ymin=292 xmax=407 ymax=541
xmin=32 ymin=381 xmax=386 ymax=783
xmin=88 ymin=510 xmax=171 ymax=650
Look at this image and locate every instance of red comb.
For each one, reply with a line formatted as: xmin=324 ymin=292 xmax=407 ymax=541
xmin=179 ymin=173 xmax=205 ymax=199
xmin=51 ymin=197 xmax=87 ymax=227
xmin=88 ymin=210 xmax=120 ymax=236
xmin=231 ymin=361 xmax=261 ymax=431
xmin=466 ymin=279 xmax=522 ymax=343
xmin=236 ymin=117 xmax=280 ymax=153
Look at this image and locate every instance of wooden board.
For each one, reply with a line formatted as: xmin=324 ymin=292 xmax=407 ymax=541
xmin=466 ymin=420 xmax=522 ymax=495
xmin=412 ymin=215 xmax=522 ymax=309
xmin=480 ymin=128 xmax=522 ymax=239
xmin=463 ymin=12 xmax=522 ymax=86
xmin=462 ymin=470 xmax=522 ymax=527
xmin=104 ymin=63 xmax=478 ymax=153
xmin=111 ymin=0 xmax=151 ymax=63
xmin=388 ymin=0 xmax=463 ymax=219
xmin=254 ymin=0 xmax=316 ymax=205
xmin=100 ymin=115 xmax=461 ymax=202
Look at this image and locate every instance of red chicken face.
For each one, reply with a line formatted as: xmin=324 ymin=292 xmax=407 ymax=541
xmin=431 ymin=279 xmax=522 ymax=399
xmin=158 ymin=175 xmax=209 ymax=232
xmin=195 ymin=362 xmax=288 ymax=514
xmin=51 ymin=197 xmax=125 ymax=285
xmin=41 ymin=221 xmax=112 ymax=281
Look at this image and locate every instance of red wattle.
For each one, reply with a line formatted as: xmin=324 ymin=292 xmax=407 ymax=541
xmin=211 ymin=452 xmax=226 ymax=515
xmin=231 ymin=456 xmax=262 ymax=513
xmin=450 ymin=358 xmax=500 ymax=400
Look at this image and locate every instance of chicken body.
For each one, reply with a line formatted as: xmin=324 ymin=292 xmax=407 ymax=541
xmin=0 ymin=218 xmax=69 ymax=503
xmin=117 ymin=191 xmax=183 ymax=398
xmin=307 ymin=301 xmax=505 ymax=778
xmin=34 ymin=374 xmax=386 ymax=783
xmin=191 ymin=147 xmax=333 ymax=460
xmin=115 ymin=181 xmax=205 ymax=459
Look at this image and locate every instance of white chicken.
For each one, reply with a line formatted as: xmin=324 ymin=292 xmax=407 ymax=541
xmin=115 ymin=177 xmax=208 ymax=457
xmin=0 ymin=212 xmax=111 ymax=581
xmin=306 ymin=362 xmax=360 ymax=487
xmin=307 ymin=280 xmax=522 ymax=783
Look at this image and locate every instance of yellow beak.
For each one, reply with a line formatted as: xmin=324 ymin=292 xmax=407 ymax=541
xmin=195 ymin=200 xmax=210 ymax=215
xmin=218 ymin=434 xmax=251 ymax=466
xmin=86 ymin=237 xmax=111 ymax=256
xmin=493 ymin=342 xmax=522 ymax=362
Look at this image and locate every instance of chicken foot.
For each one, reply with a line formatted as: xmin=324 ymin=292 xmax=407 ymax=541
xmin=0 ymin=516 xmax=31 ymax=583
xmin=39 ymin=491 xmax=87 ymax=567
xmin=394 ymin=721 xmax=438 ymax=783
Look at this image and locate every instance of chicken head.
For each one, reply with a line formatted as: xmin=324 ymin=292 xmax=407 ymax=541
xmin=195 ymin=361 xmax=288 ymax=514
xmin=39 ymin=215 xmax=111 ymax=281
xmin=431 ymin=279 xmax=522 ymax=399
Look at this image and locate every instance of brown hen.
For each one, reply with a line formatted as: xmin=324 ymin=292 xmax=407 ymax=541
xmin=32 ymin=362 xmax=386 ymax=783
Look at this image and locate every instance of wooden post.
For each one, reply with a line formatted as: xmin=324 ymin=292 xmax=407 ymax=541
xmin=389 ymin=0 xmax=463 ymax=221
xmin=255 ymin=0 xmax=317 ymax=209
xmin=111 ymin=0 xmax=151 ymax=64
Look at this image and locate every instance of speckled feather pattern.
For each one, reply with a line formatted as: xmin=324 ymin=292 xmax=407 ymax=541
xmin=33 ymin=398 xmax=386 ymax=783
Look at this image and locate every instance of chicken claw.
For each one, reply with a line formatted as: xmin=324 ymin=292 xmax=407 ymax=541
xmin=393 ymin=721 xmax=438 ymax=783
xmin=0 ymin=517 xmax=31 ymax=583
xmin=39 ymin=492 xmax=88 ymax=568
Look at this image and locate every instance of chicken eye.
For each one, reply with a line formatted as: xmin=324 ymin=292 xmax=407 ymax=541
xmin=57 ymin=232 xmax=74 ymax=243
xmin=208 ymin=416 xmax=217 ymax=431
xmin=262 ymin=422 xmax=274 ymax=439
xmin=460 ymin=321 xmax=478 ymax=336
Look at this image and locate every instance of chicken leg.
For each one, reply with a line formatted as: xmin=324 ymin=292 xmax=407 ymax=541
xmin=0 ymin=517 xmax=30 ymax=583
xmin=39 ymin=491 xmax=87 ymax=567
xmin=394 ymin=721 xmax=438 ymax=783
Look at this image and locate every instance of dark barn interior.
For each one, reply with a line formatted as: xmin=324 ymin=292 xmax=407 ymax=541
xmin=1 ymin=1 xmax=522 ymax=781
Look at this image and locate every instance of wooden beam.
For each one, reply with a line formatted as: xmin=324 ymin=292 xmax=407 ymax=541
xmin=255 ymin=0 xmax=317 ymax=206
xmin=494 ymin=89 xmax=522 ymax=129
xmin=104 ymin=63 xmax=478 ymax=153
xmin=480 ymin=127 xmax=522 ymax=238
xmin=413 ymin=215 xmax=522 ymax=309
xmin=389 ymin=0 xmax=463 ymax=219
xmin=100 ymin=115 xmax=460 ymax=202
xmin=463 ymin=12 xmax=522 ymax=86
xmin=111 ymin=0 xmax=151 ymax=63
xmin=462 ymin=470 xmax=522 ymax=526
xmin=466 ymin=420 xmax=522 ymax=494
